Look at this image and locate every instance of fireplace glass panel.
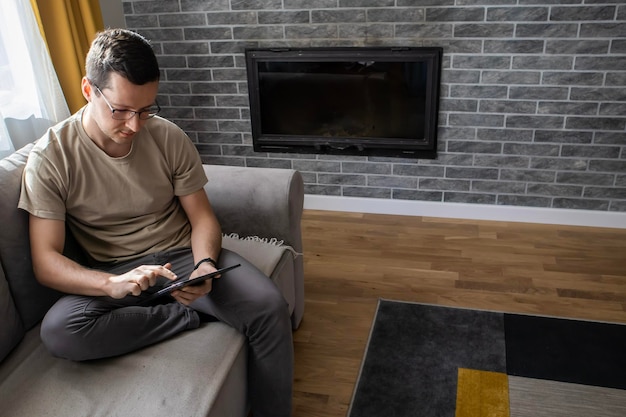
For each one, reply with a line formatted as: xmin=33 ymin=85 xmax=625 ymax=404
xmin=246 ymin=47 xmax=442 ymax=158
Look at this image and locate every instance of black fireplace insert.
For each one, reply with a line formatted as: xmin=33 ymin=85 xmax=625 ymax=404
xmin=245 ymin=47 xmax=442 ymax=158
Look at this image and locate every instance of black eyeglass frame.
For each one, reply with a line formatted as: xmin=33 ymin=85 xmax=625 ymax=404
xmin=91 ymin=83 xmax=160 ymax=120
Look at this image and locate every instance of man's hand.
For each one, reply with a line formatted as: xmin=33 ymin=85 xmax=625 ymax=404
xmin=171 ymin=262 xmax=219 ymax=305
xmin=106 ymin=263 xmax=177 ymax=299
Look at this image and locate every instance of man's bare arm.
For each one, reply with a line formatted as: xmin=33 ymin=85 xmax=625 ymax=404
xmin=28 ymin=215 xmax=177 ymax=299
xmin=179 ymin=189 xmax=222 ymax=266
xmin=174 ymin=189 xmax=222 ymax=304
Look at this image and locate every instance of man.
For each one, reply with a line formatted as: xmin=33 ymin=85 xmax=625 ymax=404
xmin=19 ymin=28 xmax=293 ymax=417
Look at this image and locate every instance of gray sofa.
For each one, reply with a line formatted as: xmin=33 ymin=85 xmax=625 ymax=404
xmin=0 ymin=142 xmax=304 ymax=417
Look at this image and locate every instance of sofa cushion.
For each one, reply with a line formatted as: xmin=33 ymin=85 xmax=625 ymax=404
xmin=0 ymin=266 xmax=24 ymax=363
xmin=0 ymin=144 xmax=62 ymax=329
xmin=0 ymin=322 xmax=246 ymax=417
xmin=222 ymin=234 xmax=297 ymax=276
xmin=222 ymin=234 xmax=297 ymax=315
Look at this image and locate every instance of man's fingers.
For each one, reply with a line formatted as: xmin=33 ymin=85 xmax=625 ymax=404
xmin=157 ymin=264 xmax=178 ymax=281
xmin=129 ymin=282 xmax=142 ymax=296
xmin=171 ymin=279 xmax=212 ymax=305
xmin=127 ymin=264 xmax=178 ymax=293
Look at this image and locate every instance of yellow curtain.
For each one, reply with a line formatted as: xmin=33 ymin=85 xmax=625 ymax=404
xmin=30 ymin=0 xmax=104 ymax=113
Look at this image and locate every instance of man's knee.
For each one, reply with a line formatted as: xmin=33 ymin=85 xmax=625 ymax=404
xmin=40 ymin=297 xmax=92 ymax=361
xmin=40 ymin=308 xmax=72 ymax=359
xmin=250 ymin=288 xmax=291 ymax=333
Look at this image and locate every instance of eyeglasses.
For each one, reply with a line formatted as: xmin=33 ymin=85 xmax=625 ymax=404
xmin=92 ymin=84 xmax=160 ymax=120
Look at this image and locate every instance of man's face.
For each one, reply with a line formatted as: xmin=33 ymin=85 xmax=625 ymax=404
xmin=83 ymin=73 xmax=159 ymax=154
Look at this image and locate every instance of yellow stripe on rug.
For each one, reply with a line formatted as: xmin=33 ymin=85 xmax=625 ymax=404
xmin=455 ymin=368 xmax=510 ymax=417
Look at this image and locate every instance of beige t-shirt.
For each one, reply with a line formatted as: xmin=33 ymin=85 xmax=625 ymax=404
xmin=19 ymin=106 xmax=208 ymax=263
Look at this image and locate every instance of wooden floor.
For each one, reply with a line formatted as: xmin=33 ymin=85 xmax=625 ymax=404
xmin=292 ymin=209 xmax=626 ymax=417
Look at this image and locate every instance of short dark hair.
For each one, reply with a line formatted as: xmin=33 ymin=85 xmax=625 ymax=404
xmin=85 ymin=28 xmax=160 ymax=88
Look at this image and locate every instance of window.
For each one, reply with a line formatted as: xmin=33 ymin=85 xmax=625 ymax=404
xmin=0 ymin=0 xmax=69 ymax=159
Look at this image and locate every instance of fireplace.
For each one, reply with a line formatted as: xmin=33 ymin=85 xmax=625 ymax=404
xmin=245 ymin=47 xmax=442 ymax=159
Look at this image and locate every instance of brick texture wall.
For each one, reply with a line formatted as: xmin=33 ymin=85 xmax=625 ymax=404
xmin=122 ymin=0 xmax=626 ymax=212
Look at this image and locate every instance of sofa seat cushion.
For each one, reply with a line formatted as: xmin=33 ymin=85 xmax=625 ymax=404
xmin=0 ymin=321 xmax=246 ymax=417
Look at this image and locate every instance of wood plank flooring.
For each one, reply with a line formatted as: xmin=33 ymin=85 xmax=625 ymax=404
xmin=292 ymin=209 xmax=626 ymax=417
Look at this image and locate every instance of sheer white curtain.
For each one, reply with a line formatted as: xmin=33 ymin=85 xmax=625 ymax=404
xmin=0 ymin=0 xmax=70 ymax=159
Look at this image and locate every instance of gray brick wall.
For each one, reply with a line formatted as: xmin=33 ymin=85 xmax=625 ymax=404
xmin=122 ymin=0 xmax=626 ymax=212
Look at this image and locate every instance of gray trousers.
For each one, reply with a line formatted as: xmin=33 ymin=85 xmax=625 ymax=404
xmin=40 ymin=248 xmax=293 ymax=417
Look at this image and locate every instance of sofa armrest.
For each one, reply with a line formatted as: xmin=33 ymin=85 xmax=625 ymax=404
xmin=202 ymin=165 xmax=304 ymax=253
xmin=202 ymin=165 xmax=305 ymax=328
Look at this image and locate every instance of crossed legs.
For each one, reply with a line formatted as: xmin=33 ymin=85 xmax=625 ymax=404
xmin=40 ymin=248 xmax=293 ymax=417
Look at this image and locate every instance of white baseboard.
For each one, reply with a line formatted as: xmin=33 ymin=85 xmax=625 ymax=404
xmin=304 ymin=195 xmax=626 ymax=229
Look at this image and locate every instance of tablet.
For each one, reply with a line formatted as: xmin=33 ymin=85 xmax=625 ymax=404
xmin=140 ymin=264 xmax=241 ymax=304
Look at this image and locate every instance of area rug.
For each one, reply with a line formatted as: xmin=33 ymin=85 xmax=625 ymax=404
xmin=348 ymin=299 xmax=626 ymax=417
